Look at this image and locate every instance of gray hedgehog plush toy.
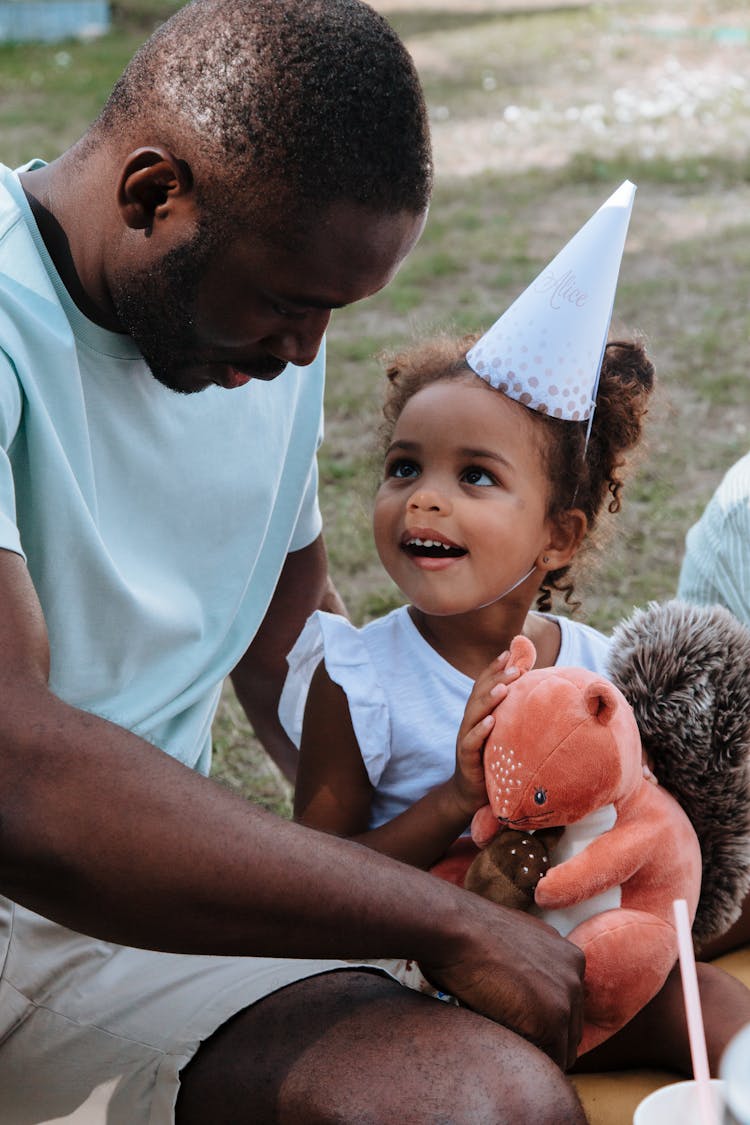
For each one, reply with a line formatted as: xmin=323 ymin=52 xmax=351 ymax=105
xmin=608 ymin=599 xmax=750 ymax=951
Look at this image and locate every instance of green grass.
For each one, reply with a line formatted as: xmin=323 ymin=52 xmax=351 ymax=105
xmin=0 ymin=0 xmax=182 ymax=163
xmin=5 ymin=0 xmax=749 ymax=812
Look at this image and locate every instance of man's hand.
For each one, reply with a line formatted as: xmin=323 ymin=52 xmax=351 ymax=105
xmin=420 ymin=892 xmax=585 ymax=1070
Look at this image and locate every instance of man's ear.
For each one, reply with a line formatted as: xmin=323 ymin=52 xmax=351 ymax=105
xmin=538 ymin=508 xmax=587 ymax=572
xmin=116 ymin=148 xmax=195 ymax=233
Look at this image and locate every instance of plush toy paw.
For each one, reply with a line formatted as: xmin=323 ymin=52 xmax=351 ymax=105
xmin=464 ymin=826 xmax=563 ymax=909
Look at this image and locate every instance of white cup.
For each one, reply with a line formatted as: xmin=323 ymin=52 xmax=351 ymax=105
xmin=721 ymin=1023 xmax=750 ymax=1124
xmin=633 ymin=1078 xmax=727 ymax=1124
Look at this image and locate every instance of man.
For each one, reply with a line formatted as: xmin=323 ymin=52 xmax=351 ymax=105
xmin=0 ymin=1 xmax=587 ymax=1121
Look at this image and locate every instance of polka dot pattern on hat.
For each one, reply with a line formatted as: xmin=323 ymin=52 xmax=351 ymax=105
xmin=465 ymin=181 xmax=636 ymax=424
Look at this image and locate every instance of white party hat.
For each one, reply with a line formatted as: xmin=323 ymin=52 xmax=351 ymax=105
xmin=466 ymin=180 xmax=636 ymax=424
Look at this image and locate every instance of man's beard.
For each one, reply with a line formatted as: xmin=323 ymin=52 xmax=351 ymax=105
xmin=109 ymin=231 xmax=216 ymax=395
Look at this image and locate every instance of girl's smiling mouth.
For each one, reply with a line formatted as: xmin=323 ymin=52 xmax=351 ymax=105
xmin=401 ymin=528 xmax=468 ymax=562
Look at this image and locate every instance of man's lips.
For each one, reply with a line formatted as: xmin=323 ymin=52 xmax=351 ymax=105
xmin=213 ymin=361 xmax=288 ymax=388
xmin=223 ymin=369 xmax=252 ymax=389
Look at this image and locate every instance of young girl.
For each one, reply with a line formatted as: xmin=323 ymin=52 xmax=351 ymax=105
xmin=286 ymin=331 xmax=652 ymax=875
xmin=280 ymin=184 xmax=750 ymax=1080
xmin=283 ymin=325 xmax=750 ymax=1068
xmin=284 ymin=181 xmax=643 ymax=875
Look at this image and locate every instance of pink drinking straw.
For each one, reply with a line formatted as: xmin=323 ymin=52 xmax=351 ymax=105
xmin=673 ymin=897 xmax=721 ymax=1125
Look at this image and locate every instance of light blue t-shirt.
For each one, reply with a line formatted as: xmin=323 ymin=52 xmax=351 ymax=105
xmin=678 ymin=451 xmax=750 ymax=626
xmin=0 ymin=162 xmax=324 ymax=772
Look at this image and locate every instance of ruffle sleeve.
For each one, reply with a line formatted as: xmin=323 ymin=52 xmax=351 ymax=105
xmin=278 ymin=611 xmax=392 ymax=786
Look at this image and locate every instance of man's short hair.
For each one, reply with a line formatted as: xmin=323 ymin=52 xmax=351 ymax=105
xmin=97 ymin=0 xmax=432 ymax=223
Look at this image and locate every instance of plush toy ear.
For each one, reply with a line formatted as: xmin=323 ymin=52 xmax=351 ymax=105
xmin=509 ymin=634 xmax=536 ymax=675
xmin=584 ymin=681 xmax=619 ymax=725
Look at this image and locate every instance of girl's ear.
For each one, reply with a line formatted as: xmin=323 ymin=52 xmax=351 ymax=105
xmin=538 ymin=508 xmax=587 ymax=571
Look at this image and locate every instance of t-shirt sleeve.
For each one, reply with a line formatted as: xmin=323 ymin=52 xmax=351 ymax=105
xmin=287 ymin=446 xmax=322 ymax=552
xmin=278 ymin=610 xmax=392 ymax=786
xmin=678 ymin=462 xmax=750 ymax=624
xmin=287 ymin=346 xmax=325 ymax=552
xmin=555 ymin=616 xmax=612 ymax=675
xmin=0 ymin=349 xmax=25 ymax=558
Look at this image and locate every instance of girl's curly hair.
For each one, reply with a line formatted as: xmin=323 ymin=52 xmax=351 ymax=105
xmin=380 ymin=332 xmax=655 ymax=612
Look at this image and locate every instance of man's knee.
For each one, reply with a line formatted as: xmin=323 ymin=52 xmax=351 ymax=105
xmin=508 ymin=1062 xmax=587 ymax=1125
xmin=177 ymin=969 xmax=586 ymax=1125
xmin=457 ymin=1023 xmax=586 ymax=1125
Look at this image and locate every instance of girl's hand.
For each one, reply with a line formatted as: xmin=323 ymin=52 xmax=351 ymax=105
xmin=450 ymin=652 xmax=520 ymax=818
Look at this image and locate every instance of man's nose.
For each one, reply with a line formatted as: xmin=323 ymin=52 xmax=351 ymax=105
xmin=266 ymin=310 xmax=332 ymax=367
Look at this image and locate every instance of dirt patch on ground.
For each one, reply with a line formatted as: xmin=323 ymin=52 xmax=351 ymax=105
xmin=392 ymin=3 xmax=750 ymax=179
xmin=375 ymin=0 xmax=590 ymax=11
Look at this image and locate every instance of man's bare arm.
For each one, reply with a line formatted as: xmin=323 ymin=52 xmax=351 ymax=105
xmin=231 ymin=535 xmax=348 ymax=784
xmin=0 ymin=547 xmax=584 ymax=1067
xmin=230 ymin=535 xmax=331 ymax=783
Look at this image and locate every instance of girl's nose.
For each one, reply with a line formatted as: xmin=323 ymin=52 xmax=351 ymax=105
xmin=407 ymin=487 xmax=452 ymax=514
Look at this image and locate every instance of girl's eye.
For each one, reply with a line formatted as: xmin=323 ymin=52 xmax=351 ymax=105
xmin=388 ymin=459 xmax=420 ymax=480
xmin=462 ymin=466 xmax=495 ymax=487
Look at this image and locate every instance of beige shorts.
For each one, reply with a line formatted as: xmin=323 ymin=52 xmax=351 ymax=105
xmin=0 ymin=896 xmax=378 ymax=1124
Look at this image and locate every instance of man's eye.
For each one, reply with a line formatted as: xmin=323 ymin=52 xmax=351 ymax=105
xmin=389 ymin=460 xmax=420 ymax=480
xmin=462 ymin=466 xmax=495 ymax=486
xmin=271 ymin=300 xmax=305 ymax=320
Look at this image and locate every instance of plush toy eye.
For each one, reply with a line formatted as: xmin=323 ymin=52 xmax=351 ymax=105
xmin=533 ymin=788 xmax=547 ymax=806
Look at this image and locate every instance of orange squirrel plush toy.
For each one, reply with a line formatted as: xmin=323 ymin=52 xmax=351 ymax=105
xmin=468 ymin=634 xmax=702 ymax=1056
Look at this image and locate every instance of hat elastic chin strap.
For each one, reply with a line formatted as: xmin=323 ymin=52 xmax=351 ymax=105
xmin=478 ymin=562 xmax=539 ymax=611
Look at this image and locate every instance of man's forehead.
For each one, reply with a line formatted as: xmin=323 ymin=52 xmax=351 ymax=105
xmin=220 ymin=199 xmax=426 ymax=308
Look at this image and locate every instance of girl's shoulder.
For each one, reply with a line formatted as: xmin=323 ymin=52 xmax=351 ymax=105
xmin=279 ymin=606 xmax=412 ymax=751
xmin=287 ymin=604 xmax=408 ymax=667
xmin=549 ymin=613 xmax=612 ymax=675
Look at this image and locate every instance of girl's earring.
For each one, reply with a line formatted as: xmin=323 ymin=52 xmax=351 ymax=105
xmin=542 ymin=555 xmax=550 ymax=565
